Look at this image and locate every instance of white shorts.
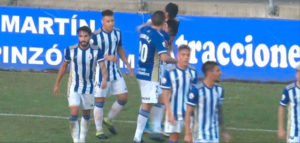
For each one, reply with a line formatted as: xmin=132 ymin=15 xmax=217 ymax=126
xmin=94 ymin=78 xmax=128 ymax=98
xmin=288 ymin=136 xmax=300 ymax=143
xmin=164 ymin=119 xmax=185 ymax=133
xmin=68 ymin=91 xmax=94 ymax=110
xmin=138 ymin=79 xmax=159 ymax=104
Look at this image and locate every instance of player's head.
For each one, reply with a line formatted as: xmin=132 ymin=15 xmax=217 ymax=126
xmin=296 ymin=62 xmax=300 ymax=82
xmin=77 ymin=26 xmax=91 ymax=48
xmin=177 ymin=45 xmax=190 ymax=67
xmin=164 ymin=2 xmax=178 ymax=20
xmin=167 ymin=18 xmax=179 ymax=36
xmin=101 ymin=9 xmax=114 ymax=32
xmin=202 ymin=61 xmax=222 ymax=82
xmin=151 ymin=11 xmax=165 ymax=27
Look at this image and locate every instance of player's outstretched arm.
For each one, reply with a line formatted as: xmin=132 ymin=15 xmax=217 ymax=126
xmin=54 ymin=62 xmax=69 ymax=96
xmin=162 ymin=89 xmax=175 ymax=125
xmin=278 ymin=106 xmax=286 ymax=139
xmin=160 ymin=53 xmax=177 ymax=63
xmin=117 ymin=46 xmax=133 ymax=75
xmin=99 ymin=61 xmax=108 ymax=89
xmin=219 ymin=106 xmax=231 ymax=142
xmin=184 ymin=105 xmax=194 ymax=143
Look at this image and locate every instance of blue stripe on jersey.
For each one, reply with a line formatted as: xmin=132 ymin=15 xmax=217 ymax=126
xmin=174 ymin=70 xmax=179 ymax=120
xmin=202 ymin=87 xmax=207 ymax=140
xmin=209 ymin=88 xmax=213 ymax=140
xmin=82 ymin=49 xmax=87 ymax=94
xmin=74 ymin=48 xmax=79 ymax=92
xmin=99 ymin=32 xmax=105 ymax=83
xmin=89 ymin=49 xmax=94 ymax=94
xmin=107 ymin=33 xmax=112 ymax=81
xmin=293 ymin=88 xmax=298 ymax=137
xmin=182 ymin=70 xmax=186 ymax=120
xmin=108 ymin=33 xmax=117 ymax=81
xmin=214 ymin=87 xmax=219 ymax=139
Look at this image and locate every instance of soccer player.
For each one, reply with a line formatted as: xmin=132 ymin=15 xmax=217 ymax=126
xmin=184 ymin=61 xmax=231 ymax=143
xmin=278 ymin=63 xmax=300 ymax=143
xmin=53 ymin=26 xmax=107 ymax=143
xmin=92 ymin=9 xmax=133 ymax=139
xmin=133 ymin=10 xmax=177 ymax=143
xmin=160 ymin=45 xmax=198 ymax=143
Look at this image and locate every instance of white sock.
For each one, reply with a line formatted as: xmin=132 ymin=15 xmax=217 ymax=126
xmin=108 ymin=100 xmax=126 ymax=121
xmin=94 ymin=102 xmax=104 ymax=132
xmin=79 ymin=115 xmax=90 ymax=143
xmin=134 ymin=109 xmax=150 ymax=142
xmin=70 ymin=115 xmax=80 ymax=143
xmin=151 ymin=103 xmax=165 ymax=133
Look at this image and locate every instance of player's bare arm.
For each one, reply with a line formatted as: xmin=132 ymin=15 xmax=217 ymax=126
xmin=117 ymin=46 xmax=133 ymax=75
xmin=184 ymin=105 xmax=194 ymax=143
xmin=160 ymin=53 xmax=177 ymax=63
xmin=278 ymin=106 xmax=286 ymax=139
xmin=161 ymin=89 xmax=176 ymax=125
xmin=219 ymin=106 xmax=231 ymax=142
xmin=104 ymin=55 xmax=118 ymax=62
xmin=99 ymin=61 xmax=108 ymax=89
xmin=54 ymin=61 xmax=69 ymax=96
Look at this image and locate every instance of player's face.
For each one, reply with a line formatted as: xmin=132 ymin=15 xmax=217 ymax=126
xmin=78 ymin=31 xmax=90 ymax=48
xmin=163 ymin=10 xmax=169 ymax=21
xmin=296 ymin=70 xmax=300 ymax=82
xmin=210 ymin=66 xmax=222 ymax=82
xmin=177 ymin=49 xmax=190 ymax=67
xmin=102 ymin=16 xmax=114 ymax=32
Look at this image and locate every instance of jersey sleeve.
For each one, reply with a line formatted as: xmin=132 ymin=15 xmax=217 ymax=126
xmin=218 ymin=87 xmax=225 ymax=106
xmin=160 ymin=70 xmax=171 ymax=90
xmin=153 ymin=34 xmax=167 ymax=55
xmin=64 ymin=47 xmax=71 ymax=62
xmin=97 ymin=48 xmax=104 ymax=62
xmin=91 ymin=33 xmax=98 ymax=46
xmin=192 ymin=71 xmax=198 ymax=85
xmin=187 ymin=86 xmax=199 ymax=106
xmin=280 ymin=88 xmax=290 ymax=106
xmin=118 ymin=31 xmax=122 ymax=47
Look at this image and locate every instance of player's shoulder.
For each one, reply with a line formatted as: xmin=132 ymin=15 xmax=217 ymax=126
xmin=68 ymin=43 xmax=78 ymax=49
xmin=93 ymin=28 xmax=102 ymax=35
xmin=188 ymin=65 xmax=196 ymax=71
xmin=113 ymin=27 xmax=121 ymax=32
xmin=285 ymin=82 xmax=296 ymax=90
xmin=90 ymin=44 xmax=99 ymax=50
xmin=195 ymin=82 xmax=205 ymax=89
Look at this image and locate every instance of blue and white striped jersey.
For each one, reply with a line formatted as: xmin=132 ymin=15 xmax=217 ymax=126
xmin=136 ymin=26 xmax=168 ymax=82
xmin=160 ymin=65 xmax=198 ymax=121
xmin=64 ymin=44 xmax=104 ymax=94
xmin=187 ymin=82 xmax=224 ymax=141
xmin=92 ymin=28 xmax=123 ymax=82
xmin=280 ymin=82 xmax=300 ymax=139
xmin=159 ymin=30 xmax=173 ymax=81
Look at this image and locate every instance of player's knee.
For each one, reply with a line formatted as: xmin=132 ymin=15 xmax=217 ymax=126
xmin=95 ymin=97 xmax=105 ymax=102
xmin=117 ymin=99 xmax=127 ymax=106
xmin=69 ymin=115 xmax=78 ymax=121
xmin=95 ymin=101 xmax=105 ymax=108
xmin=82 ymin=114 xmax=91 ymax=120
xmin=118 ymin=93 xmax=128 ymax=102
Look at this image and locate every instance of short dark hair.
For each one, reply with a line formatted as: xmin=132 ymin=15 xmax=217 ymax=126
xmin=151 ymin=11 xmax=165 ymax=26
xmin=167 ymin=19 xmax=179 ymax=36
xmin=202 ymin=61 xmax=219 ymax=76
xmin=77 ymin=26 xmax=92 ymax=36
xmin=165 ymin=3 xmax=178 ymax=19
xmin=178 ymin=45 xmax=190 ymax=52
xmin=102 ymin=9 xmax=113 ymax=17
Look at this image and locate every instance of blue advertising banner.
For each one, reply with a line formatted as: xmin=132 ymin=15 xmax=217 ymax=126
xmin=0 ymin=6 xmax=299 ymax=82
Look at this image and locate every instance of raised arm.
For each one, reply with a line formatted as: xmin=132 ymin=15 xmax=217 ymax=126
xmin=54 ymin=62 xmax=69 ymax=96
xmin=160 ymin=53 xmax=177 ymax=63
